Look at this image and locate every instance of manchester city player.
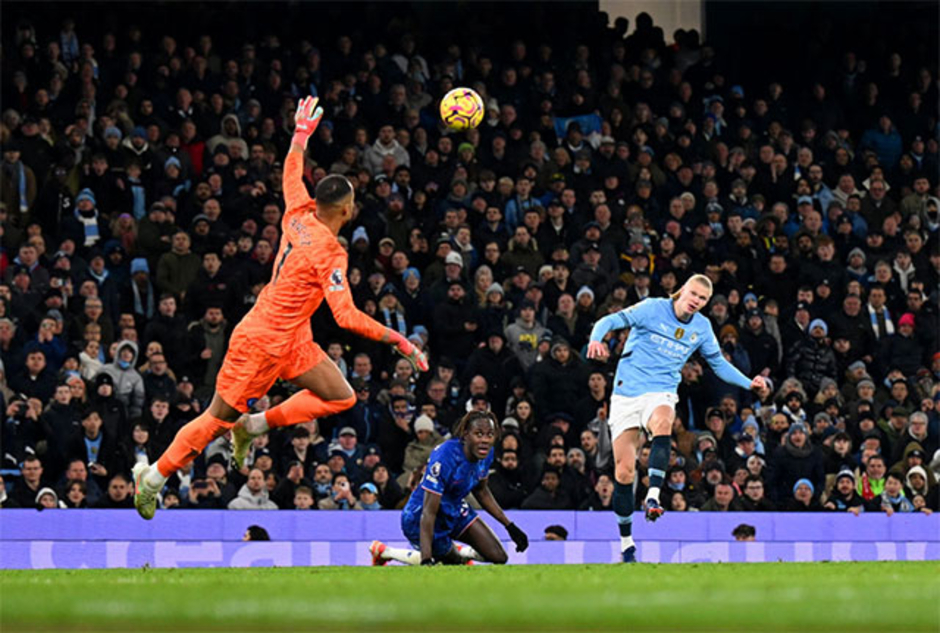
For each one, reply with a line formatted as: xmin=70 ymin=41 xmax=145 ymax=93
xmin=587 ymin=274 xmax=767 ymax=563
xmin=370 ymin=411 xmax=529 ymax=565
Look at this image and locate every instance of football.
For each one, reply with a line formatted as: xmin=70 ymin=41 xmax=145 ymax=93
xmin=439 ymin=87 xmax=485 ymax=130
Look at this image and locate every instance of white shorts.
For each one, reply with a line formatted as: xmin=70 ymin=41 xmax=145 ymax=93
xmin=608 ymin=392 xmax=679 ymax=440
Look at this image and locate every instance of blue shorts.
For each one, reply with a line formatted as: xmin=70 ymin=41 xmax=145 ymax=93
xmin=401 ymin=500 xmax=479 ymax=559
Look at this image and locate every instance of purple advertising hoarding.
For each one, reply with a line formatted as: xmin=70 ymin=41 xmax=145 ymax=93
xmin=1 ymin=510 xmax=936 ymax=568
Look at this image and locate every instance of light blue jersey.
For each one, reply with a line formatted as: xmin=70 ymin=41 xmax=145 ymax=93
xmin=589 ymin=297 xmax=752 ymax=398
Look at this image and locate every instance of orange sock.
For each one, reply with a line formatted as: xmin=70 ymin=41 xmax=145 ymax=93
xmin=155 ymin=412 xmax=233 ymax=477
xmin=265 ymin=391 xmax=357 ymax=429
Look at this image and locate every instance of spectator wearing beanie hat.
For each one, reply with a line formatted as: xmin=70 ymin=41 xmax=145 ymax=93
xmin=90 ymin=371 xmax=127 ymax=439
xmin=428 ymin=251 xmax=466 ymax=304
xmin=823 ymin=468 xmax=866 ymax=514
xmin=396 ymin=415 xmax=443 ymax=488
xmin=768 ymin=422 xmax=825 ymax=503
xmin=476 ymin=282 xmax=510 ymax=337
xmin=878 ymin=313 xmax=923 ymax=378
xmin=786 ymin=319 xmax=838 ymax=397
xmin=741 ymin=308 xmax=780 ymax=378
xmin=60 ymin=188 xmax=107 ymax=253
xmin=786 ymin=477 xmax=823 ymax=511
xmin=845 ymin=247 xmax=868 ymax=284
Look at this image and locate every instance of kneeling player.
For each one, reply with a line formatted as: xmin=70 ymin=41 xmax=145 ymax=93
xmin=370 ymin=411 xmax=529 ymax=565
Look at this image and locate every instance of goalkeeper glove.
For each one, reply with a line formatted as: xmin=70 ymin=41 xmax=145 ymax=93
xmin=292 ymin=95 xmax=324 ymax=149
xmin=387 ymin=330 xmax=429 ymax=372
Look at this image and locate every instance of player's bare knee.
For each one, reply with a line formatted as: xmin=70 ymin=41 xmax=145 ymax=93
xmin=490 ymin=548 xmax=508 ymax=565
xmin=648 ymin=418 xmax=671 ymax=436
xmin=615 ymin=463 xmax=634 ymax=484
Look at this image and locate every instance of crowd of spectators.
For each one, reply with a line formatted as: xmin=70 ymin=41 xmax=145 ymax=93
xmin=0 ymin=7 xmax=938 ymax=516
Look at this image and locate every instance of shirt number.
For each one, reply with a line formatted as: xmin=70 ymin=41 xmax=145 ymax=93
xmin=273 ymin=242 xmax=293 ymax=285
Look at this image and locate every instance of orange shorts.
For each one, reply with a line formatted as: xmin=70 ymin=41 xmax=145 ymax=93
xmin=215 ymin=326 xmax=328 ymax=412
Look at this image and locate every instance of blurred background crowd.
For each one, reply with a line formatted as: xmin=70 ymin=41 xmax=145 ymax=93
xmin=0 ymin=2 xmax=937 ymax=515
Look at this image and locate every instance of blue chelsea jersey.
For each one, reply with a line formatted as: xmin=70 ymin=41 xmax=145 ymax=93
xmin=590 ymin=297 xmax=753 ymax=398
xmin=403 ymin=439 xmax=494 ymax=518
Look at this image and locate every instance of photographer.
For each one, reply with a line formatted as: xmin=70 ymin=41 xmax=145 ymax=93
xmin=3 ymin=394 xmax=41 ymax=467
xmin=317 ymin=472 xmax=363 ymax=510
xmin=187 ymin=476 xmax=225 ymax=509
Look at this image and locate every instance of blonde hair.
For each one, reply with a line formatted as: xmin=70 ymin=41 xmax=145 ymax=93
xmin=671 ymin=274 xmax=714 ymax=301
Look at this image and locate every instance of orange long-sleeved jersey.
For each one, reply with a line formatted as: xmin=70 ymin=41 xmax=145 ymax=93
xmin=236 ymin=150 xmax=387 ymax=356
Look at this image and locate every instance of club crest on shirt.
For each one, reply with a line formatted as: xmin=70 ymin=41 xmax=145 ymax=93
xmin=675 ymin=328 xmax=685 ymax=340
xmin=690 ymin=332 xmax=698 ymax=343
xmin=329 ymin=268 xmax=344 ymax=292
xmin=426 ymin=461 xmax=441 ymax=484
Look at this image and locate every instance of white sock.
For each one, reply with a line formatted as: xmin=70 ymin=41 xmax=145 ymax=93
xmin=142 ymin=465 xmax=167 ymax=492
xmin=646 ymin=487 xmax=661 ymax=504
xmin=382 ymin=546 xmax=421 ymax=566
xmin=244 ymin=412 xmax=269 ymax=435
xmin=621 ymin=536 xmax=635 ymax=551
xmin=455 ymin=544 xmax=485 ymax=562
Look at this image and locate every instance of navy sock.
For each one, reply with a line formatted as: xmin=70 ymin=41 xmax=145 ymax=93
xmin=648 ymin=435 xmax=671 ymax=492
xmin=613 ymin=481 xmax=634 ymax=537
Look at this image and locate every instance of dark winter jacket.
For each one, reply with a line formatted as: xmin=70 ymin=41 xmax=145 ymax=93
xmin=431 ymin=298 xmax=478 ymax=361
xmin=461 ymin=343 xmax=522 ymax=412
xmin=740 ymin=326 xmax=779 ymax=376
xmin=877 ymin=332 xmax=924 ymax=378
xmin=731 ymin=495 xmax=776 ymax=511
xmin=487 ymin=466 xmax=528 ymax=509
xmin=767 ymin=439 xmax=825 ymax=503
xmin=531 ymin=356 xmax=589 ymax=417
xmin=520 ymin=484 xmax=573 ymax=510
xmin=785 ymin=336 xmax=838 ymax=396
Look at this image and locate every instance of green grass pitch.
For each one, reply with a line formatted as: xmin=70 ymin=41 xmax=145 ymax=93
xmin=2 ymin=562 xmax=938 ymax=632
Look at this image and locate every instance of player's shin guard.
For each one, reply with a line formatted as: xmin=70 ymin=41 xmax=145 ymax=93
xmin=154 ymin=412 xmax=233 ymax=478
xmin=646 ymin=435 xmax=672 ymax=503
xmin=264 ymin=391 xmax=357 ymax=429
xmin=613 ymin=481 xmax=635 ymax=549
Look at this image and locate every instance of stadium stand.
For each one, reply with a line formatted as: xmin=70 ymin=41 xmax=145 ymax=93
xmin=0 ymin=3 xmax=937 ymax=516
